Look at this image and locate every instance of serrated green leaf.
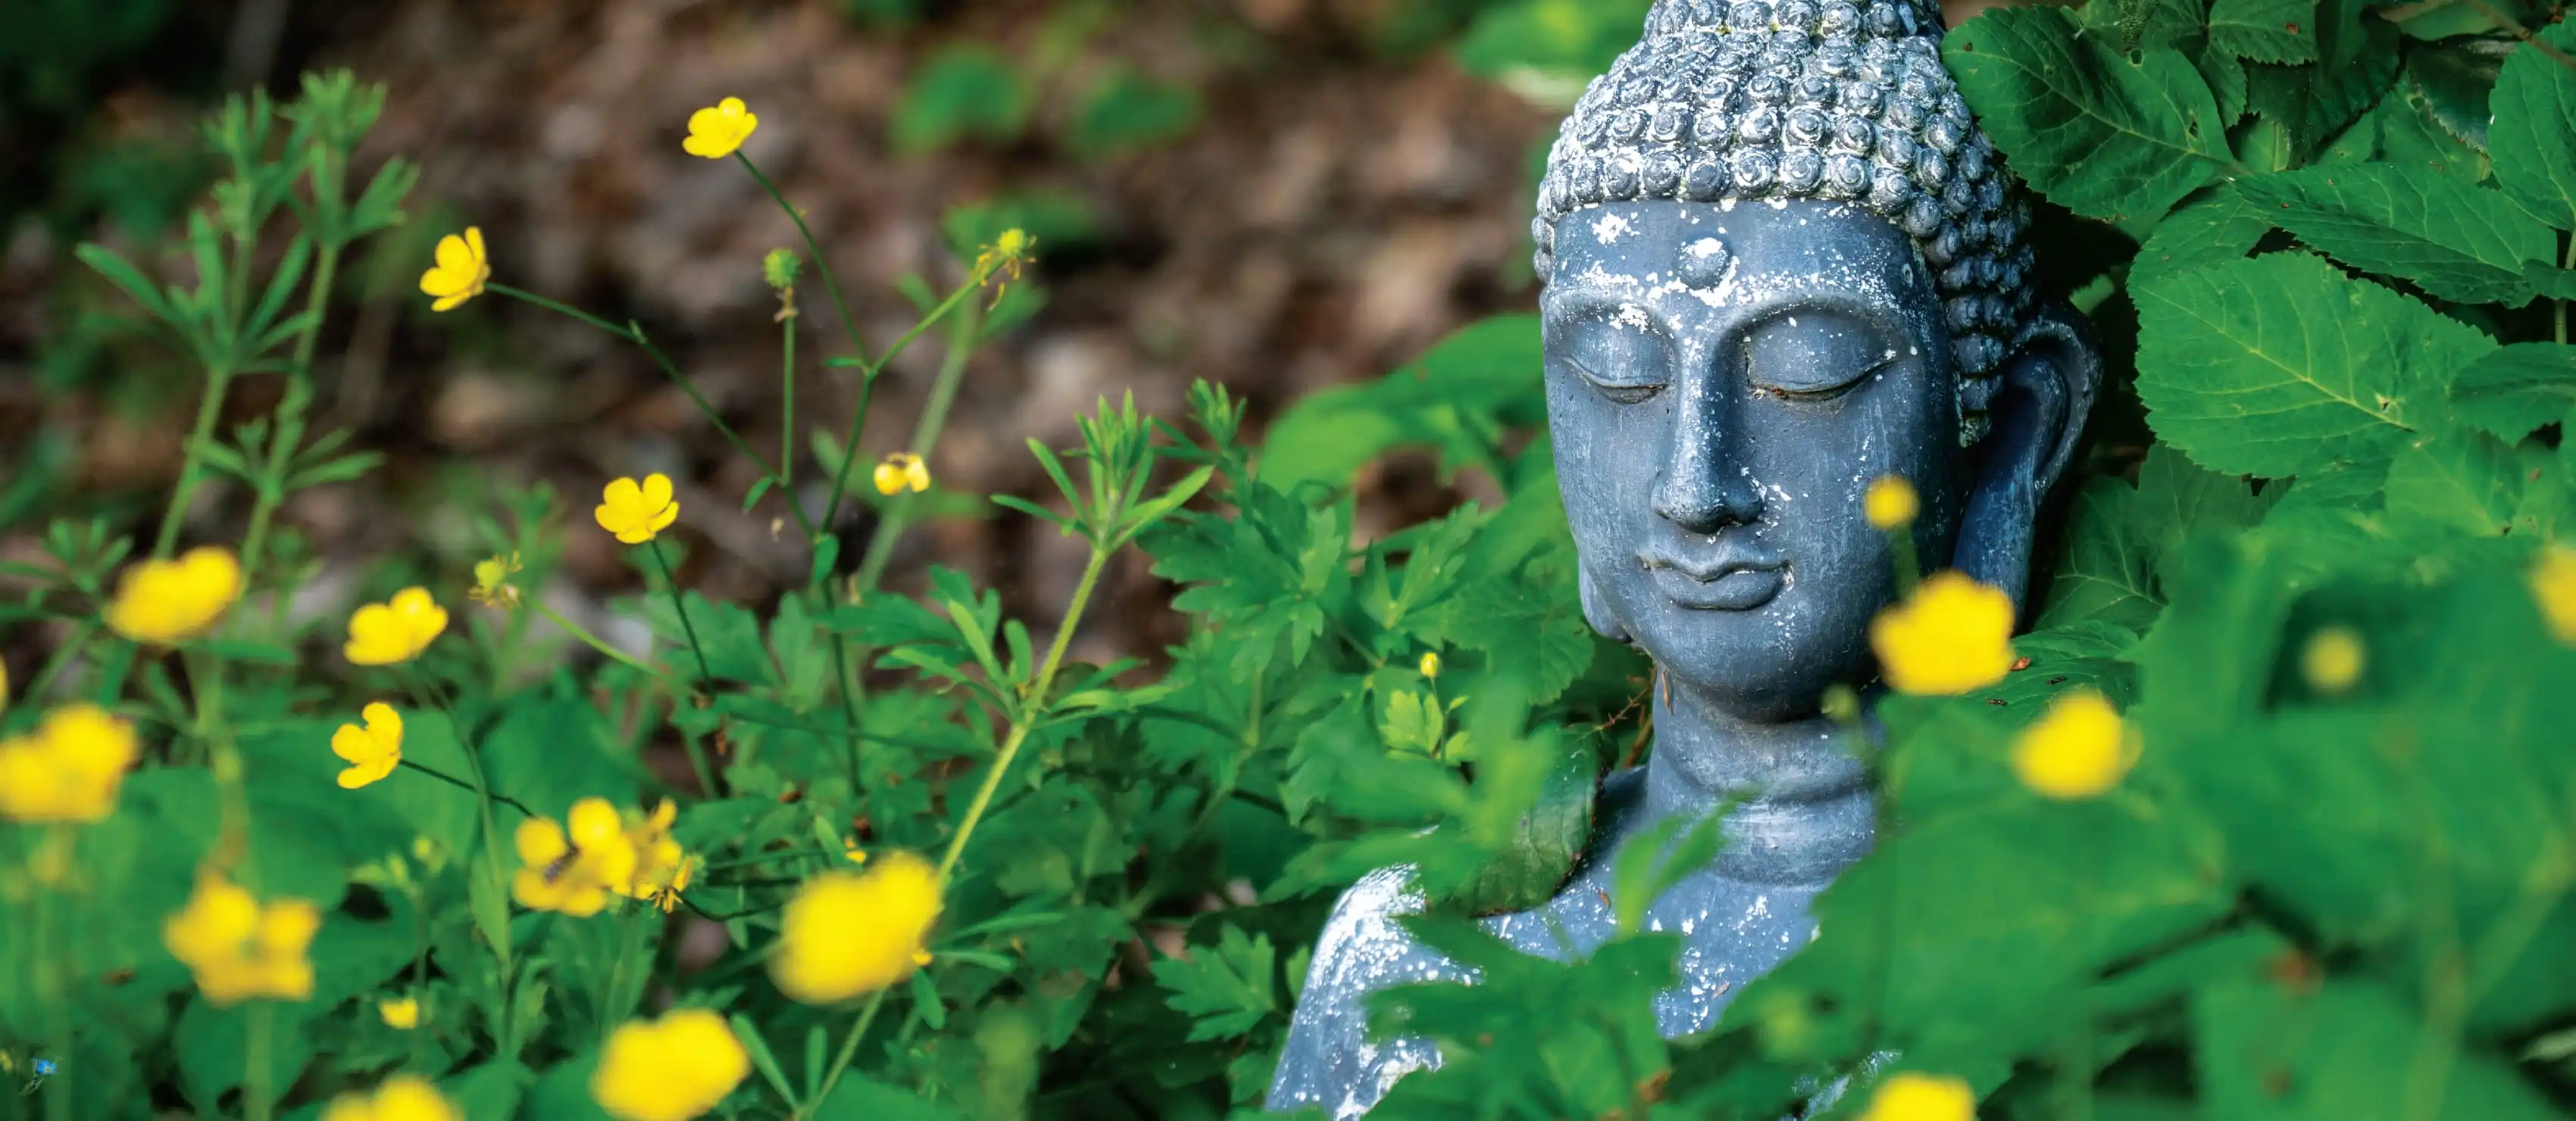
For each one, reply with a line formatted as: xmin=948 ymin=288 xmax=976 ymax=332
xmin=1150 ymin=925 xmax=1280 ymax=1041
xmin=2489 ymin=21 xmax=2576 ymax=228
xmin=2210 ymin=0 xmax=2319 ymax=63
xmin=1945 ymin=7 xmax=2233 ymax=225
xmin=2042 ymin=445 xmax=2274 ymax=632
xmin=2196 ymin=979 xmax=2564 ymax=1120
xmin=2384 ymin=431 xmax=2532 ymax=538
xmin=2447 ymin=342 xmax=2576 ymax=441
xmin=2131 ymin=189 xmax=2273 ymax=284
xmin=2134 ymin=252 xmax=2495 ymax=478
xmin=2232 ymin=164 xmax=2556 ymax=303
xmin=2411 ymin=34 xmax=2517 ymax=149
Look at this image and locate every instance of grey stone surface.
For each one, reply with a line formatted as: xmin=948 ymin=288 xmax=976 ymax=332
xmin=1266 ymin=2 xmax=2102 ymax=1115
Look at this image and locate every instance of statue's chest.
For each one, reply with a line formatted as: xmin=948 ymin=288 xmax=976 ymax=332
xmin=1475 ymin=862 xmax=1829 ymax=1037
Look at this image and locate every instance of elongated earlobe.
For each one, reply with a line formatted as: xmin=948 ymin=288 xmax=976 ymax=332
xmin=1952 ymin=301 xmax=2102 ymax=614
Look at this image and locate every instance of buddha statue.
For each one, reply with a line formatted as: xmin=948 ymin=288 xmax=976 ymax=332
xmin=1265 ymin=0 xmax=2102 ymax=1115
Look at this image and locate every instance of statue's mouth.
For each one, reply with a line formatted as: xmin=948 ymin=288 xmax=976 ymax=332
xmin=1638 ymin=550 xmax=1787 ymax=611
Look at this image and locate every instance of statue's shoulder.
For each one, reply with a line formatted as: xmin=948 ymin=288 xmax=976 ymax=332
xmin=1268 ymin=867 xmax=1460 ymax=1116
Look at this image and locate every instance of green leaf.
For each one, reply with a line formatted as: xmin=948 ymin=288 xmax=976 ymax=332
xmin=2131 ymin=189 xmax=2274 ymax=285
xmin=2041 ymin=445 xmax=2275 ymax=632
xmin=174 ymin=1000 xmax=315 ymax=1110
xmin=1943 ymin=6 xmax=2233 ymax=225
xmin=2232 ymin=164 xmax=2557 ymax=303
xmin=1067 ymin=69 xmax=1201 ymax=158
xmin=2448 ymin=342 xmax=2576 ymax=441
xmin=892 ymin=45 xmax=1029 ymax=154
xmin=2134 ymin=252 xmax=2496 ymax=478
xmin=2196 ymin=979 xmax=2563 ymax=1120
xmin=2488 ymin=21 xmax=2576 ymax=228
xmin=1150 ymin=925 xmax=1281 ymax=1041
xmin=2383 ymin=430 xmax=2553 ymax=539
xmin=2209 ymin=0 xmax=2319 ymax=63
xmin=1428 ymin=738 xmax=1600 ymax=916
xmin=1259 ymin=316 xmax=1543 ymax=489
xmin=2411 ymin=34 xmax=2517 ymax=150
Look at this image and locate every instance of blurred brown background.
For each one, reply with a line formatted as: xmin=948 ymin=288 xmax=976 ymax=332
xmin=0 ymin=0 xmax=1994 ymax=675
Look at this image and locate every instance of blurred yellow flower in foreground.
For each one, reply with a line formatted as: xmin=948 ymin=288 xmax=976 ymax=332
xmin=771 ymin=850 xmax=942 ymax=1003
xmin=346 ymin=588 xmax=448 ymax=667
xmin=105 ymin=546 xmax=243 ymax=645
xmin=682 ymin=97 xmax=758 ymax=160
xmin=873 ymin=452 xmax=932 ymax=497
xmin=513 ymin=798 xmax=640 ymax=917
xmin=1865 ymin=475 xmax=1919 ymax=530
xmin=418 ymin=227 xmax=489 ymax=313
xmin=1858 ymin=1072 xmax=1976 ymax=1121
xmin=2534 ymin=543 xmax=2576 ymax=645
xmin=318 ymin=1074 xmax=461 ymax=1121
xmin=592 ymin=1007 xmax=749 ymax=1121
xmin=378 ymin=995 xmax=420 ymax=1029
xmin=331 ymin=702 xmax=405 ymax=789
xmin=1869 ymin=570 xmax=2015 ymax=695
xmin=2301 ymin=626 xmax=2365 ymax=695
xmin=163 ymin=873 xmax=320 ymax=1004
xmin=1419 ymin=651 xmax=1441 ymax=679
xmin=595 ymin=474 xmax=680 ymax=545
xmin=0 ymin=703 xmax=139 ymax=824
xmin=2011 ymin=690 xmax=2140 ymax=801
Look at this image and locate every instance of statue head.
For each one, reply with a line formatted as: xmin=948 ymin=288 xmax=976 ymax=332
xmin=1537 ymin=0 xmax=2101 ymax=723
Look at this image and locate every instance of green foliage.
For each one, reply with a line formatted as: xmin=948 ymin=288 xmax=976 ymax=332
xmin=893 ymin=45 xmax=1031 ymax=154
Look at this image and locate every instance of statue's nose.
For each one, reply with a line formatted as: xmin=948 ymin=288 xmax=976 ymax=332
xmin=1652 ymin=393 xmax=1763 ymax=534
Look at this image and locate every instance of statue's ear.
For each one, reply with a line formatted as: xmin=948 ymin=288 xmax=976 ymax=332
xmin=1951 ymin=299 xmax=2102 ymax=614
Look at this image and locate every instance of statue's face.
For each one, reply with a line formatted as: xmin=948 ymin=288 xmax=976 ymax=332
xmin=1544 ymin=198 xmax=1969 ymax=721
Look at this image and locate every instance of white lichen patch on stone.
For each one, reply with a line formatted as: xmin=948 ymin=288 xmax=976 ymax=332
xmin=1592 ymin=213 xmax=1636 ymax=245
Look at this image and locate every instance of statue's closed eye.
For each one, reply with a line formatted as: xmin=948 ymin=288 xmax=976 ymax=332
xmin=1744 ymin=313 xmax=1893 ymax=400
xmin=1560 ymin=314 xmax=1672 ymax=404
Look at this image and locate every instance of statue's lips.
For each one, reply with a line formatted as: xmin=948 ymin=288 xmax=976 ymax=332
xmin=1641 ymin=554 xmax=1787 ymax=611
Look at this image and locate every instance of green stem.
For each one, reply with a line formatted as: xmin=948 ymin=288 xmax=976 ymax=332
xmin=23 ymin=620 xmax=100 ymax=708
xmin=782 ymin=310 xmax=798 ymax=492
xmin=851 ymin=301 xmax=980 ymax=598
xmin=802 ymin=543 xmax=1110 ymax=1117
xmin=397 ymin=757 xmax=534 ymax=818
xmin=815 ymin=273 xmax=996 ymax=581
xmin=529 ymin=599 xmax=689 ymax=693
xmin=244 ymin=1001 xmax=274 ymax=1121
xmin=486 ymin=283 xmax=819 ymax=543
xmin=646 ymin=538 xmax=721 ymax=796
xmin=735 ymin=155 xmax=864 ymax=360
xmin=240 ymin=242 xmax=340 ymax=582
xmin=402 ymin=669 xmax=514 ymax=1038
xmin=153 ymin=364 xmax=238 ymax=560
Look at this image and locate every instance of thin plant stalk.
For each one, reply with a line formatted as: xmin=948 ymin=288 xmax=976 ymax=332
xmin=781 ymin=308 xmax=797 ymax=492
xmin=733 ymin=155 xmax=864 ymax=359
xmin=646 ymin=537 xmax=721 ymax=795
xmin=238 ymin=240 xmax=340 ymax=583
xmin=814 ymin=273 xmax=996 ymax=567
xmin=153 ymin=364 xmax=239 ymax=560
xmin=803 ymin=542 xmax=1111 ymax=1116
xmin=527 ymin=598 xmax=688 ymax=694
xmin=851 ymin=300 xmax=980 ymax=598
xmin=483 ymin=283 xmax=818 ymax=542
xmin=402 ymin=667 xmax=514 ymax=1047
xmin=245 ymin=1001 xmax=275 ymax=1121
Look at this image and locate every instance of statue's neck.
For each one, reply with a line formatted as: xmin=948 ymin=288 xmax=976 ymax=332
xmin=1640 ymin=676 xmax=1876 ymax=884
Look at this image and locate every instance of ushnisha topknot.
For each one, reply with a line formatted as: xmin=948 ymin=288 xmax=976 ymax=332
xmin=1533 ymin=0 xmax=2038 ymax=444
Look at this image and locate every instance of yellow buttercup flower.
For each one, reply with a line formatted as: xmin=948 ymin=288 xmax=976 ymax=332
xmin=1869 ymin=570 xmax=2016 ymax=695
xmin=346 ymin=588 xmax=448 ymax=667
xmin=318 ymin=1074 xmax=461 ymax=1121
xmin=1865 ymin=475 xmax=1919 ymax=530
xmin=591 ymin=1007 xmax=750 ymax=1121
xmin=771 ymin=850 xmax=943 ymax=1003
xmin=2534 ymin=543 xmax=2576 ymax=645
xmin=0 ymin=703 xmax=139 ymax=824
xmin=469 ymin=553 xmax=523 ymax=610
xmin=617 ymin=799 xmax=696 ymax=912
xmin=873 ymin=452 xmax=931 ymax=497
xmin=330 ymin=702 xmax=405 ymax=789
xmin=2010 ymin=689 xmax=2140 ymax=801
xmin=162 ymin=873 xmax=320 ymax=1004
xmin=595 ymin=474 xmax=680 ymax=545
xmin=1419 ymin=651 xmax=1441 ymax=679
xmin=843 ymin=838 xmax=869 ymax=865
xmin=512 ymin=798 xmax=640 ymax=917
xmin=105 ymin=546 xmax=243 ymax=645
xmin=2301 ymin=626 xmax=2365 ymax=695
xmin=973 ymin=228 xmax=1034 ymax=303
xmin=682 ymin=97 xmax=758 ymax=160
xmin=419 ymin=227 xmax=489 ymax=313
xmin=1858 ymin=1072 xmax=1976 ymax=1121
xmin=379 ymin=996 xmax=420 ymax=1029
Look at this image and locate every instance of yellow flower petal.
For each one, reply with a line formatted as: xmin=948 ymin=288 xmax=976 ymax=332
xmin=379 ymin=996 xmax=420 ymax=1030
xmin=320 ymin=1074 xmax=462 ymax=1121
xmin=2010 ymin=690 xmax=2139 ymax=801
xmin=1865 ymin=475 xmax=1920 ymax=530
xmin=592 ymin=1009 xmax=750 ymax=1121
xmin=105 ymin=547 xmax=244 ymax=645
xmin=1868 ymin=571 xmax=2016 ymax=696
xmin=2534 ymin=543 xmax=2576 ymax=645
xmin=771 ymin=851 xmax=943 ymax=1003
xmin=1857 ymin=1072 xmax=1977 ymax=1121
